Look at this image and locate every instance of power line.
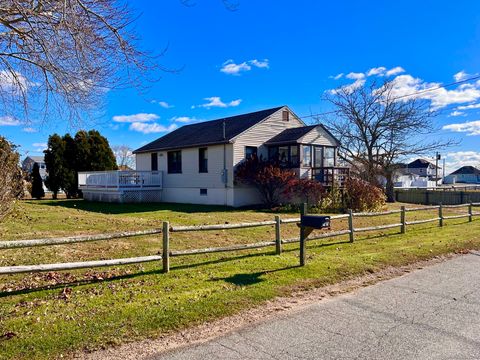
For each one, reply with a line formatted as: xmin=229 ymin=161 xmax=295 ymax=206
xmin=300 ymin=74 xmax=480 ymax=120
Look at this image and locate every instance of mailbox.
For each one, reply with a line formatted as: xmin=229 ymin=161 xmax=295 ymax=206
xmin=300 ymin=215 xmax=331 ymax=230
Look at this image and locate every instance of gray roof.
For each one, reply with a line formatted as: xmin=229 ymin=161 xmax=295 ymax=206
xmin=451 ymin=166 xmax=480 ymax=175
xmin=408 ymin=159 xmax=439 ymax=169
xmin=264 ymin=125 xmax=317 ymax=145
xmin=264 ymin=124 xmax=340 ymax=145
xmin=27 ymin=156 xmax=44 ymax=163
xmin=133 ymin=106 xmax=284 ymax=153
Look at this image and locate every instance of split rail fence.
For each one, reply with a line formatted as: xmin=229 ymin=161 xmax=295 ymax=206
xmin=1 ymin=203 xmax=479 ymax=275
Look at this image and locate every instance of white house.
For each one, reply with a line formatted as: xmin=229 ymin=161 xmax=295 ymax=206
xmin=22 ymin=155 xmax=49 ymax=192
xmin=444 ymin=166 xmax=480 ymax=184
xmin=79 ymin=106 xmax=348 ymax=207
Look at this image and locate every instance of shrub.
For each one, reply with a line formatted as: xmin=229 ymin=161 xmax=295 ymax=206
xmin=0 ymin=137 xmax=23 ymax=219
xmin=284 ymin=178 xmax=326 ymax=208
xmin=30 ymin=163 xmax=45 ymax=199
xmin=235 ymin=155 xmax=296 ymax=208
xmin=344 ymin=177 xmax=385 ymax=212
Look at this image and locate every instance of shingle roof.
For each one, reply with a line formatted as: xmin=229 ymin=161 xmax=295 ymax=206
xmin=451 ymin=166 xmax=480 ymax=175
xmin=408 ymin=159 xmax=438 ymax=168
xmin=29 ymin=156 xmax=44 ymax=162
xmin=133 ymin=106 xmax=284 ymax=153
xmin=264 ymin=125 xmax=317 ymax=145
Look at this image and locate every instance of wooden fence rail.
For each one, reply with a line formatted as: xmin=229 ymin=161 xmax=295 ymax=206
xmin=1 ymin=203 xmax=479 ymax=275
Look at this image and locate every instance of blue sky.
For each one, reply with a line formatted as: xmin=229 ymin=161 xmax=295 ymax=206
xmin=2 ymin=0 xmax=480 ymax=173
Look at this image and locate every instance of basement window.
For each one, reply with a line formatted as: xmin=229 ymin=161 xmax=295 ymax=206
xmin=200 ymin=188 xmax=208 ymax=196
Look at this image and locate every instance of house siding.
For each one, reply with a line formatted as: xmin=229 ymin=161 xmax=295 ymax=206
xmin=298 ymin=127 xmax=338 ymax=147
xmin=232 ymin=107 xmax=304 ymax=165
xmin=135 ymin=144 xmax=235 ymax=206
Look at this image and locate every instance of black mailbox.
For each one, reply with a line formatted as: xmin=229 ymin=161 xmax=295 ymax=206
xmin=300 ymin=215 xmax=331 ymax=229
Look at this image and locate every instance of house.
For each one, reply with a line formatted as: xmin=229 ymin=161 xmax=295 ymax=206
xmin=443 ymin=166 xmax=480 ymax=184
xmin=79 ymin=106 xmax=348 ymax=206
xmin=391 ymin=159 xmax=441 ymax=187
xmin=22 ymin=156 xmax=49 ymax=192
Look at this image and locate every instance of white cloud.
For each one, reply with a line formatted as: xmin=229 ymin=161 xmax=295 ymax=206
xmin=33 ymin=142 xmax=47 ymax=152
xmin=367 ymin=67 xmax=387 ymax=76
xmin=22 ymin=127 xmax=37 ymax=133
xmin=453 ymin=70 xmax=473 ymax=82
xmin=171 ymin=116 xmax=199 ymax=123
xmin=457 ymin=103 xmax=480 ymax=110
xmin=442 ymin=120 xmax=480 ymax=136
xmin=329 ymin=73 xmax=344 ymax=80
xmin=129 ymin=122 xmax=178 ymax=134
xmin=196 ymin=97 xmax=242 ymax=108
xmin=346 ymin=72 xmax=365 ymax=80
xmin=250 ymin=59 xmax=269 ymax=68
xmin=449 ymin=110 xmax=465 ymax=117
xmin=220 ymin=59 xmax=270 ymax=75
xmin=151 ymin=100 xmax=173 ymax=108
xmin=0 ymin=115 xmax=20 ymax=126
xmin=112 ymin=113 xmax=160 ymax=123
xmin=220 ymin=60 xmax=251 ymax=75
xmin=444 ymin=151 xmax=480 ymax=174
xmin=385 ymin=66 xmax=405 ymax=76
xmin=0 ymin=70 xmax=31 ymax=93
xmin=328 ymin=79 xmax=366 ymax=95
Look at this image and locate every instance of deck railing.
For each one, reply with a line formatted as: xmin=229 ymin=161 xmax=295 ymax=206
xmin=78 ymin=171 xmax=162 ymax=190
xmin=311 ymin=167 xmax=350 ymax=187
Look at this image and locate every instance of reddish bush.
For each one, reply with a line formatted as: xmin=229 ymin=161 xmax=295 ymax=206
xmin=235 ymin=155 xmax=297 ymax=207
xmin=284 ymin=178 xmax=326 ymax=207
xmin=344 ymin=177 xmax=386 ymax=212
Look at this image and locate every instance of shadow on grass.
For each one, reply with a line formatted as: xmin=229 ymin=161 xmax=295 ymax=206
xmin=210 ymin=265 xmax=301 ymax=286
xmin=31 ymin=199 xmax=241 ymax=215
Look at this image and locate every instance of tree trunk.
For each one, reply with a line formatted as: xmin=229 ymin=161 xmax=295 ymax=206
xmin=385 ymin=173 xmax=395 ymax=203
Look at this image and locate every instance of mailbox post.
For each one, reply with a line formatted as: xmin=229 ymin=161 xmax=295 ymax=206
xmin=298 ymin=203 xmax=331 ymax=267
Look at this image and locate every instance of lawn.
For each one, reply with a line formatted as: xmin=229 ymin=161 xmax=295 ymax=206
xmin=0 ymin=199 xmax=479 ymax=360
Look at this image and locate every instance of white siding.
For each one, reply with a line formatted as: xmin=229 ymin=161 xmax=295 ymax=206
xmin=136 ymin=153 xmax=151 ymax=171
xmin=298 ymin=127 xmax=338 ymax=146
xmin=232 ymin=107 xmax=304 ymax=165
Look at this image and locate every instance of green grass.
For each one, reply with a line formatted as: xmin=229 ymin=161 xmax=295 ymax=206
xmin=0 ymin=200 xmax=479 ymax=359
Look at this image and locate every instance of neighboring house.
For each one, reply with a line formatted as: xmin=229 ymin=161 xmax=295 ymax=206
xmin=22 ymin=156 xmax=49 ymax=192
xmin=443 ymin=166 xmax=480 ymax=184
xmin=79 ymin=106 xmax=348 ymax=206
xmin=390 ymin=159 xmax=441 ymax=187
xmin=405 ymin=159 xmax=441 ymax=180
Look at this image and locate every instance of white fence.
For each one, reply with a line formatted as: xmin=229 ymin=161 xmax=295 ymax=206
xmin=78 ymin=171 xmax=162 ymax=190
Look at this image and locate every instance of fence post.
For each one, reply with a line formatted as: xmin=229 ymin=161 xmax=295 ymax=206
xmin=299 ymin=203 xmax=308 ymax=266
xmin=162 ymin=221 xmax=170 ymax=273
xmin=348 ymin=209 xmax=355 ymax=242
xmin=400 ymin=206 xmax=406 ymax=234
xmin=274 ymin=215 xmax=282 ymax=255
xmin=439 ymin=204 xmax=444 ymax=227
xmin=469 ymin=203 xmax=473 ymax=222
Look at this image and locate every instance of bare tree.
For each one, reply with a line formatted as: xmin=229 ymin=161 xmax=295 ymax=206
xmin=0 ymin=0 xmax=160 ymax=124
xmin=113 ymin=144 xmax=135 ymax=169
xmin=0 ymin=136 xmax=23 ymax=219
xmin=322 ymin=81 xmax=455 ymax=202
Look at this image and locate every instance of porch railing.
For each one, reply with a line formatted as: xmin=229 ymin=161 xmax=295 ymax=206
xmin=311 ymin=167 xmax=350 ymax=187
xmin=78 ymin=171 xmax=163 ymax=190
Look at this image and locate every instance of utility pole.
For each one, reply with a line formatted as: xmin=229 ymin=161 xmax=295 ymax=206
xmin=435 ymin=152 xmax=441 ymax=187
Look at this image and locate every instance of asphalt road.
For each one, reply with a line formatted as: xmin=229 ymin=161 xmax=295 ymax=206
xmin=151 ymin=253 xmax=480 ymax=360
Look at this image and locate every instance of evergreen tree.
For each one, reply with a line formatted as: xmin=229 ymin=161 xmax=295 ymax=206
xmin=30 ymin=163 xmax=45 ymax=199
xmin=62 ymin=134 xmax=79 ymax=198
xmin=44 ymin=134 xmax=65 ymax=199
xmin=86 ymin=130 xmax=117 ymax=171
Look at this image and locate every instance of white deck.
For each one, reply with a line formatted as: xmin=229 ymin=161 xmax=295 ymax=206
xmin=78 ymin=171 xmax=162 ymax=190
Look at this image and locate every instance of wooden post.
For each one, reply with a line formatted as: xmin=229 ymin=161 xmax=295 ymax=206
xmin=274 ymin=215 xmax=282 ymax=255
xmin=348 ymin=209 xmax=355 ymax=242
xmin=299 ymin=203 xmax=308 ymax=266
xmin=439 ymin=204 xmax=444 ymax=227
xmin=469 ymin=203 xmax=473 ymax=222
xmin=400 ymin=206 xmax=406 ymax=234
xmin=162 ymin=221 xmax=170 ymax=273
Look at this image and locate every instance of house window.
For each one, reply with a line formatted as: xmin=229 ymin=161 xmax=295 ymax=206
xmin=282 ymin=110 xmax=289 ymax=122
xmin=302 ymin=145 xmax=311 ymax=167
xmin=268 ymin=145 xmax=299 ymax=167
xmin=199 ymin=148 xmax=208 ymax=173
xmin=324 ymin=147 xmax=335 ymax=167
xmin=151 ymin=153 xmax=158 ymax=171
xmin=167 ymin=150 xmax=182 ymax=173
xmin=314 ymin=146 xmax=323 ymax=168
xmin=245 ymin=146 xmax=257 ymax=160
xmin=200 ymin=188 xmax=208 ymax=196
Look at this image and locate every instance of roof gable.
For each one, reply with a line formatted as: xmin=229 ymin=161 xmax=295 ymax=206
xmin=451 ymin=166 xmax=480 ymax=175
xmin=133 ymin=106 xmax=284 ymax=153
xmin=408 ymin=159 xmax=437 ymax=168
xmin=264 ymin=125 xmax=318 ymax=145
